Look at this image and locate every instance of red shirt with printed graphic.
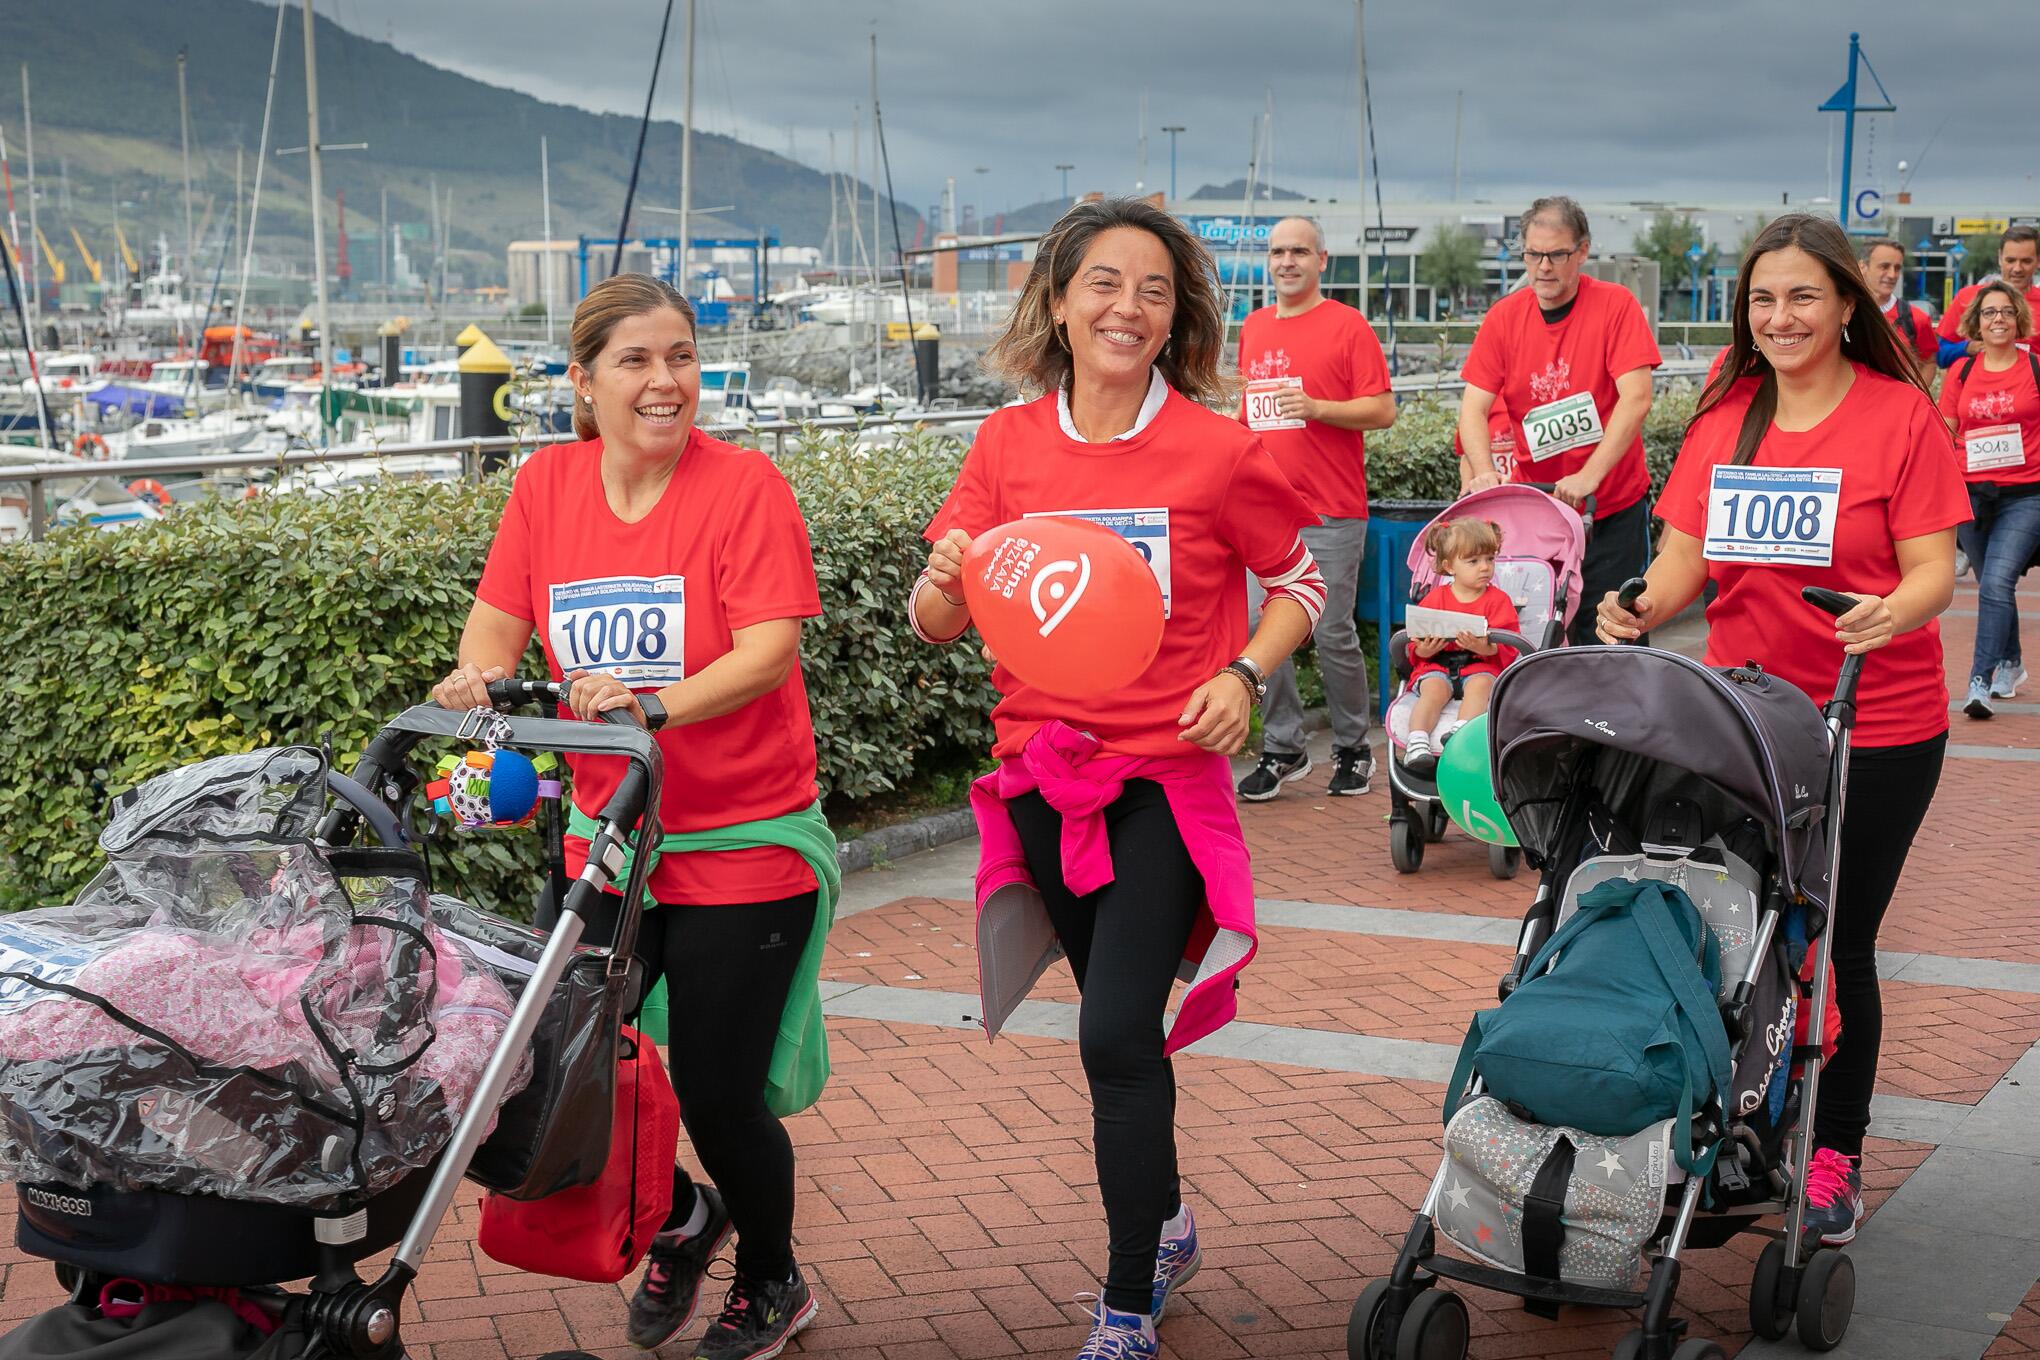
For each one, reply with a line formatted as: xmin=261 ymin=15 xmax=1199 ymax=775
xmin=478 ymin=433 xmax=823 ymax=904
xmin=1235 ymin=298 xmax=1391 ymax=519
xmin=1937 ymin=352 xmax=2040 ymax=486
xmin=927 ymin=389 xmax=1317 ymax=758
xmin=1462 ymin=275 xmax=1663 ymax=515
xmin=1454 ymin=397 xmax=1521 ymax=483
xmin=1937 ymin=281 xmax=2040 ymax=344
xmin=1657 ymin=366 xmax=1970 ymax=748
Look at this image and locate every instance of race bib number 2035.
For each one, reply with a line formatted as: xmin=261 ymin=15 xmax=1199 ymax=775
xmin=547 ymin=575 xmax=686 ymax=687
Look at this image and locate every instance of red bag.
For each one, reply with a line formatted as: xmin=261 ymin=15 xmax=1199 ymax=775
xmin=478 ymin=1026 xmax=680 ymax=1282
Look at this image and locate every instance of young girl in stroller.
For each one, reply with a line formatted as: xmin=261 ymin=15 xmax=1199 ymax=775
xmin=1400 ymin=517 xmax=1521 ymax=776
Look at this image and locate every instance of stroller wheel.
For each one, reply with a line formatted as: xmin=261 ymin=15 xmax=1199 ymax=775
xmin=1487 ymin=844 xmax=1521 ymax=880
xmin=1670 ymin=1340 xmax=1726 ymax=1360
xmin=1610 ymin=1328 xmax=1645 ymax=1360
xmin=1748 ymin=1238 xmax=1794 ymax=1340
xmin=1795 ymin=1248 xmax=1855 ymax=1351
xmin=1391 ymin=819 xmax=1426 ymax=873
xmin=1424 ymin=802 xmax=1451 ymax=842
xmin=1347 ymin=1279 xmax=1394 ymax=1360
xmin=1395 ymin=1287 xmax=1468 ymax=1360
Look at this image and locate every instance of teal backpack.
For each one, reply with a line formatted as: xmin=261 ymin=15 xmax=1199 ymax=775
xmin=1445 ymin=877 xmax=1732 ymax=1172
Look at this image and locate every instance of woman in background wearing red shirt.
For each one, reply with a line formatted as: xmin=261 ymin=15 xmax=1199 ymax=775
xmin=1937 ymin=282 xmax=2040 ymax=717
xmin=913 ymin=199 xmax=1320 ymax=1360
xmin=1598 ymin=214 xmax=1968 ymax=1250
xmin=433 ymin=275 xmax=826 ymax=1360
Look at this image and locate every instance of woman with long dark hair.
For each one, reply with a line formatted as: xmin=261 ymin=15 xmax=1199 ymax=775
xmin=1598 ymin=214 xmax=1969 ymax=1247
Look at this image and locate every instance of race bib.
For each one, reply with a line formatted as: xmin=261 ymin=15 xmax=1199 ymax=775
xmin=1703 ymin=466 xmax=1841 ymax=567
xmin=1026 ymin=507 xmax=1172 ymax=617
xmin=1522 ymin=391 xmax=1605 ymax=462
xmin=1965 ymin=423 xmax=2026 ymax=473
xmin=1243 ymin=377 xmax=1306 ymax=431
xmin=547 ymin=575 xmax=686 ymax=687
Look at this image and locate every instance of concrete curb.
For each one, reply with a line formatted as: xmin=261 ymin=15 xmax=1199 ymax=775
xmin=835 ymin=805 xmax=978 ymax=874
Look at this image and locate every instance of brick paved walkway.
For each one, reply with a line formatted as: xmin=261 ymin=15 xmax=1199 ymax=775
xmin=3 ymin=581 xmax=2037 ymax=1359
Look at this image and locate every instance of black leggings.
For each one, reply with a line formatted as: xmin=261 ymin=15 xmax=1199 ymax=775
xmin=1814 ymin=735 xmax=1945 ymax=1158
xmin=582 ymin=888 xmax=818 ymax=1280
xmin=1008 ymin=780 xmax=1202 ymax=1316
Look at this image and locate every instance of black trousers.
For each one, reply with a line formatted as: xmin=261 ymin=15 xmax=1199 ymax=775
xmin=1571 ymin=495 xmax=1655 ymax=646
xmin=581 ymin=888 xmax=818 ymax=1280
xmin=1008 ymin=780 xmax=1202 ymax=1316
xmin=1814 ymin=734 xmax=1946 ymax=1158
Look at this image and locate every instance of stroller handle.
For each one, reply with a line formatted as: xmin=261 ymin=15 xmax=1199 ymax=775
xmin=1800 ymin=586 xmax=1866 ymax=722
xmin=1522 ymin=481 xmax=1596 ymax=526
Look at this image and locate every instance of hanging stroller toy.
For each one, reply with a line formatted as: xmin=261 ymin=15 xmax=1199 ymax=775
xmin=428 ymin=707 xmax=562 ymax=829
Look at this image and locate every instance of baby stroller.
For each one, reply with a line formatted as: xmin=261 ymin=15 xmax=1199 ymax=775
xmin=1383 ymin=483 xmax=1586 ymax=878
xmin=1349 ymin=587 xmax=1866 ymax=1360
xmin=0 ymin=679 xmax=658 ymax=1360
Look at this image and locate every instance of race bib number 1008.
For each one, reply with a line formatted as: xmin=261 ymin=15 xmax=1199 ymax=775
xmin=547 ymin=575 xmax=686 ymax=687
xmin=1703 ymin=466 xmax=1842 ymax=567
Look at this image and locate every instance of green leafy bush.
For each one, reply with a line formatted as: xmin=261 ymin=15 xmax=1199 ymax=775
xmin=0 ymin=431 xmax=994 ymax=911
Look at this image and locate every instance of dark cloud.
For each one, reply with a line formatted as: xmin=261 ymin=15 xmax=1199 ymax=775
xmin=291 ymin=0 xmax=2034 ymax=211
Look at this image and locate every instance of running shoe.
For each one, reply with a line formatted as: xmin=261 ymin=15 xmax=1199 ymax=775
xmin=1402 ymin=733 xmax=1438 ymax=777
xmin=1072 ymin=1300 xmax=1158 ymax=1359
xmin=1992 ymin=661 xmax=2029 ymax=699
xmin=1965 ymin=677 xmax=1995 ymax=720
xmin=691 ymin=1266 xmax=818 ymax=1360
xmin=628 ymin=1185 xmax=734 ymax=1350
xmin=1799 ymin=1147 xmax=1864 ymax=1246
xmin=1150 ymin=1206 xmax=1201 ymax=1320
xmin=1236 ymin=749 xmax=1311 ymax=801
xmin=1327 ymin=746 xmax=1374 ymax=796
xmin=1955 ymin=549 xmax=1971 ymax=579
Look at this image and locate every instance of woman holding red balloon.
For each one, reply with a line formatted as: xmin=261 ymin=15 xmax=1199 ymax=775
xmin=913 ymin=198 xmax=1322 ymax=1360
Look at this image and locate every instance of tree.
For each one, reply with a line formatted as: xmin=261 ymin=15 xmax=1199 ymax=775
xmin=1735 ymin=213 xmax=1772 ymax=260
xmin=1418 ymin=224 xmax=1485 ymax=315
xmin=1635 ymin=211 xmax=1718 ymax=317
xmin=1960 ymin=232 xmax=2001 ymax=284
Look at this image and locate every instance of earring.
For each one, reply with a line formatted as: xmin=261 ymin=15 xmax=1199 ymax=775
xmin=582 ymin=394 xmax=592 ymax=404
xmin=1842 ymin=325 xmax=1851 ymax=344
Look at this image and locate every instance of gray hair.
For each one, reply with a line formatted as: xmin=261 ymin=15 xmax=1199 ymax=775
xmin=1521 ymin=196 xmax=1590 ymax=247
xmin=1271 ymin=216 xmax=1326 ymax=252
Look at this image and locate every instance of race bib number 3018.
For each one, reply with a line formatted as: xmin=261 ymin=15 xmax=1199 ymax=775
xmin=1703 ymin=466 xmax=1842 ymax=567
xmin=547 ymin=575 xmax=686 ymax=687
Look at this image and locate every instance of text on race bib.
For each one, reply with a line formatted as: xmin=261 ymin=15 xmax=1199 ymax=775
xmin=1965 ymin=423 xmax=2026 ymax=473
xmin=1522 ymin=390 xmax=1605 ymax=462
xmin=1025 ymin=507 xmax=1172 ymax=618
xmin=1243 ymin=377 xmax=1306 ymax=431
xmin=547 ymin=575 xmax=686 ymax=688
xmin=1702 ymin=466 xmax=1841 ymax=568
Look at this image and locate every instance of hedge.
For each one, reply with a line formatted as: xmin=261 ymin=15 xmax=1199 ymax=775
xmin=0 ymin=383 xmax=1704 ymax=912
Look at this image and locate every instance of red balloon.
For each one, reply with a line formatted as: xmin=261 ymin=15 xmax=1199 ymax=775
xmin=961 ymin=517 xmax=1166 ymax=699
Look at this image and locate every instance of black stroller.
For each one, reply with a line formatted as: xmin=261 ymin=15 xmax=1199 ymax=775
xmin=1349 ymin=588 xmax=1866 ymax=1360
xmin=0 ymin=680 xmax=656 ymax=1359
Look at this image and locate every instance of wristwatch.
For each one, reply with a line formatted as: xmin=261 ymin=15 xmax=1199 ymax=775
xmin=637 ymin=692 xmax=670 ymax=732
xmin=1224 ymin=656 xmax=1268 ymax=705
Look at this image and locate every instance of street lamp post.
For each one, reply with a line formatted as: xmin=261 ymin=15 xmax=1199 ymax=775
xmin=1055 ymin=162 xmax=1074 ymax=202
xmin=1160 ymin=126 xmax=1185 ymax=203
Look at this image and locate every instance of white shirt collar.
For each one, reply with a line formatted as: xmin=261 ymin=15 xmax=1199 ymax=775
xmin=1056 ymin=367 xmax=1170 ymax=443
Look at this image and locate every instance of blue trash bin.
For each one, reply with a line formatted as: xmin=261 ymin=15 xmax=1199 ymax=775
xmin=1359 ymin=501 xmax=1449 ymax=716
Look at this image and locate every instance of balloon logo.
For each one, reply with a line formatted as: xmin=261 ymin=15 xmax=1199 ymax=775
xmin=1434 ymin=711 xmax=1519 ymax=847
xmin=961 ymin=517 xmax=1166 ymax=699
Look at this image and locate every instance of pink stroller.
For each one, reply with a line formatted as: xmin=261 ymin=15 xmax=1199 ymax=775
xmin=1383 ymin=484 xmax=1586 ymax=877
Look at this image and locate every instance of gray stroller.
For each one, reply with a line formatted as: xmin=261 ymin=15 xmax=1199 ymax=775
xmin=1350 ymin=587 xmax=1866 ymax=1360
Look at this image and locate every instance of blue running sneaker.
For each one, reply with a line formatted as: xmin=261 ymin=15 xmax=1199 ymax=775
xmin=1150 ymin=1207 xmax=1201 ymax=1320
xmin=1073 ymin=1300 xmax=1157 ymax=1359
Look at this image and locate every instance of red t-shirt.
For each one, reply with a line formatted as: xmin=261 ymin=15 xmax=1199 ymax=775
xmin=1937 ymin=352 xmax=2040 ymax=486
xmin=1657 ymin=366 xmax=1970 ymax=748
xmin=1882 ymin=298 xmax=1937 ymax=361
xmin=1453 ymin=398 xmax=1522 ymax=482
xmin=1462 ymin=275 xmax=1662 ymax=515
xmin=926 ymin=389 xmax=1317 ymax=759
xmin=1407 ymin=582 xmax=1521 ymax=679
xmin=1937 ymin=281 xmax=2040 ymax=344
xmin=477 ymin=433 xmax=824 ymax=904
xmin=1235 ymin=298 xmax=1391 ymax=519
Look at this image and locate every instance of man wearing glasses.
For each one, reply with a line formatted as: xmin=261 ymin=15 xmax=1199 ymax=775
xmin=1234 ymin=216 xmax=1396 ymax=801
xmin=1936 ymin=225 xmax=2040 ymax=369
xmin=1457 ymin=196 xmax=1660 ymax=644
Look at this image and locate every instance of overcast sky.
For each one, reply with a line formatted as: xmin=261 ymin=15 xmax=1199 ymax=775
xmin=298 ymin=0 xmax=2031 ymax=216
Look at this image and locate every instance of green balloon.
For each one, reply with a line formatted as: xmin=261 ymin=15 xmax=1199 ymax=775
xmin=1435 ymin=712 xmax=1518 ymax=847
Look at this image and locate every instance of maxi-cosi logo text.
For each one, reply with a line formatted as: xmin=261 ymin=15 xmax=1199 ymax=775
xmin=977 ymin=535 xmax=1092 ymax=637
xmin=23 ymin=1186 xmax=92 ymax=1217
xmin=1583 ymin=717 xmax=1618 ymax=737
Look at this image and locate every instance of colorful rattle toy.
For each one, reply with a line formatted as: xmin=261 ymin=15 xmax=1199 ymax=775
xmin=428 ymin=709 xmax=563 ymax=829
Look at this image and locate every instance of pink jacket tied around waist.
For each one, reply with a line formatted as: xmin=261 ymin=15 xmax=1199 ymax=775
xmin=970 ymin=720 xmax=1259 ymax=1055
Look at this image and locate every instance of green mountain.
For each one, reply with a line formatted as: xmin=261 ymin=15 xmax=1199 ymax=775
xmin=0 ymin=0 xmax=916 ymax=291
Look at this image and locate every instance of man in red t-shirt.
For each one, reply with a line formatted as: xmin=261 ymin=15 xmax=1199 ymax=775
xmin=1857 ymin=238 xmax=1936 ymax=375
xmin=1235 ymin=216 xmax=1396 ymax=799
xmin=1936 ymin=225 xmax=2040 ymax=368
xmin=1458 ymin=196 xmax=1661 ymax=642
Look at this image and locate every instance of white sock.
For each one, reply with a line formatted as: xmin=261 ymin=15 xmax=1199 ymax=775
xmin=661 ymin=1192 xmax=710 ymax=1241
xmin=1160 ymin=1204 xmax=1190 ymax=1239
xmin=1408 ymin=730 xmax=1433 ymax=751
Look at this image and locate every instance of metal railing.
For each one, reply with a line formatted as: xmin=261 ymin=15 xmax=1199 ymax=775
xmin=0 ymin=406 xmax=1001 ymax=543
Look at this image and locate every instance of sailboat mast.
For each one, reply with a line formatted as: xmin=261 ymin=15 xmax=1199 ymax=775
xmin=540 ymin=136 xmax=554 ymax=346
xmin=677 ymin=0 xmax=695 ymax=301
xmin=177 ymin=51 xmax=196 ymax=289
xmin=870 ymin=38 xmax=880 ymax=389
xmin=229 ymin=0 xmax=287 ymax=393
xmin=302 ymin=0 xmax=333 ymax=429
xmin=21 ymin=65 xmax=39 ymax=337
